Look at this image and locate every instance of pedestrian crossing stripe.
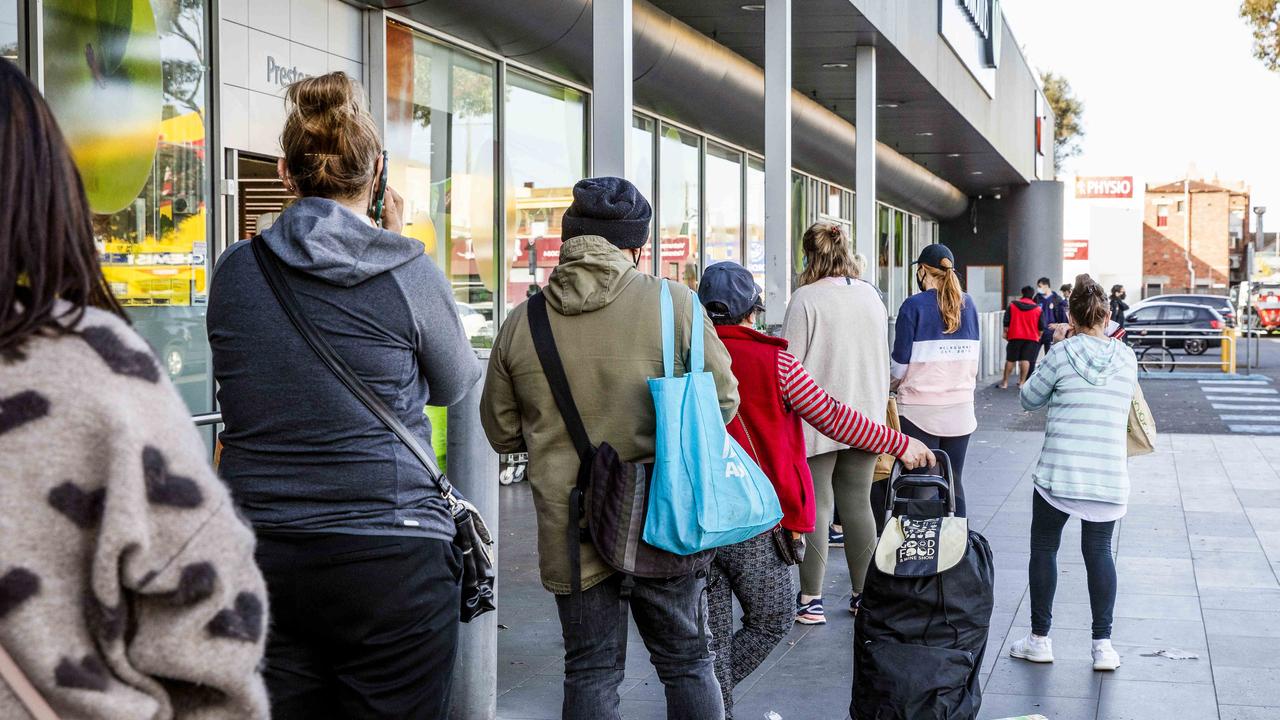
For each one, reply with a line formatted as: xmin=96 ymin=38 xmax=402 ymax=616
xmin=1228 ymin=425 xmax=1280 ymax=434
xmin=1219 ymin=414 xmax=1280 ymax=421
xmin=1212 ymin=404 xmax=1280 ymax=411
xmin=1196 ymin=386 xmax=1279 ymax=394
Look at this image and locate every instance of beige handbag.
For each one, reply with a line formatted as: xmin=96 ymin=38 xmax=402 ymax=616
xmin=873 ymin=396 xmax=900 ymax=482
xmin=0 ymin=641 xmax=60 ymax=720
xmin=1127 ymin=383 xmax=1157 ymax=457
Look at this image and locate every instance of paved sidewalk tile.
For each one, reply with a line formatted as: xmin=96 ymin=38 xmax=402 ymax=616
xmin=496 ymin=430 xmax=1280 ymax=718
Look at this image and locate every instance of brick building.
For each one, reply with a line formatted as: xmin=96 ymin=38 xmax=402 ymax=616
xmin=1142 ymin=178 xmax=1250 ymax=297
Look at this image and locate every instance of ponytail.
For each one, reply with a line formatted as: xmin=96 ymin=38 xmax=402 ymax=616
xmin=921 ymin=259 xmax=963 ymax=333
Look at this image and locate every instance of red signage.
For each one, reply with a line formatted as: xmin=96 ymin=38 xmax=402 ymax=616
xmin=1063 ymin=239 xmax=1089 ymax=261
xmin=1074 ymin=176 xmax=1133 ymax=199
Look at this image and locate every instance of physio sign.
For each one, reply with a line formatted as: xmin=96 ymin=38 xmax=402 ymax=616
xmin=1074 ymin=176 xmax=1134 ymax=199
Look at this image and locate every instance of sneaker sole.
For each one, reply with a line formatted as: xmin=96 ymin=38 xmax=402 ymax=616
xmin=829 ymin=542 xmax=845 ymax=548
xmin=1009 ymin=648 xmax=1054 ymax=663
xmin=795 ymin=615 xmax=826 ymax=625
xmin=1093 ymin=660 xmax=1121 ymax=671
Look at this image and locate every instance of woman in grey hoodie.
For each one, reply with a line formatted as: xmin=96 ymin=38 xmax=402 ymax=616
xmin=208 ymin=73 xmax=481 ymax=719
xmin=1013 ymin=274 xmax=1137 ymax=672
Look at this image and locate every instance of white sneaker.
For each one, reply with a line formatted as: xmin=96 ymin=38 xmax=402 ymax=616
xmin=1092 ymin=639 xmax=1121 ymax=671
xmin=1009 ymin=633 xmax=1054 ymax=663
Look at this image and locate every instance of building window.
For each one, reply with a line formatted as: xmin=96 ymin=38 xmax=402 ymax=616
xmin=1176 ymin=200 xmax=1185 ymax=213
xmin=704 ymin=141 xmax=743 ymax=268
xmin=503 ymin=70 xmax=586 ymax=311
xmin=1 ymin=0 xmax=18 ymax=63
xmin=745 ymin=157 xmax=765 ymax=285
xmin=632 ymin=115 xmax=657 ymax=273
xmin=386 ymin=23 xmax=498 ymax=348
xmin=43 ymin=0 xmax=212 ymax=414
xmin=877 ymin=204 xmax=892 ymax=293
xmin=790 ymin=172 xmax=807 ymax=283
xmin=659 ymin=124 xmax=700 ymax=288
xmin=1157 ymin=204 xmax=1169 ymax=227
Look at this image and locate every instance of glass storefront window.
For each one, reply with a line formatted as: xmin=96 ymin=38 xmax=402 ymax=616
xmin=659 ymin=124 xmax=700 ymax=288
xmin=877 ymin=204 xmax=891 ymax=296
xmin=1 ymin=0 xmax=18 ymax=63
xmin=504 ymin=70 xmax=585 ymax=311
xmin=890 ymin=209 xmax=907 ymax=312
xmin=745 ymin=158 xmax=765 ymax=285
xmin=704 ymin=142 xmax=742 ymax=268
xmin=791 ymin=172 xmax=807 ymax=279
xmin=633 ymin=115 xmax=657 ymax=274
xmin=386 ymin=23 xmax=498 ymax=348
xmin=42 ymin=0 xmax=211 ymax=413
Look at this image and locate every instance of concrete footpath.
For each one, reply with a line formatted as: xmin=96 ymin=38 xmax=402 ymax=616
xmin=494 ymin=427 xmax=1280 ymax=720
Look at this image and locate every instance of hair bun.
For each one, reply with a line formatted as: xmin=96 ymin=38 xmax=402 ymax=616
xmin=280 ymin=72 xmax=380 ymax=200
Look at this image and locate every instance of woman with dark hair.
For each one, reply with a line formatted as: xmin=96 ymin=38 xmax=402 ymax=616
xmin=784 ymin=222 xmax=896 ymax=623
xmin=0 ymin=59 xmax=269 ymax=718
xmin=208 ymin=72 xmax=481 ymax=718
xmin=1110 ymin=284 xmax=1129 ymax=328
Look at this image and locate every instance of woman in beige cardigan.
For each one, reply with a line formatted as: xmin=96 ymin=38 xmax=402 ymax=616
xmin=0 ymin=59 xmax=268 ymax=719
xmin=784 ymin=223 xmax=892 ymax=623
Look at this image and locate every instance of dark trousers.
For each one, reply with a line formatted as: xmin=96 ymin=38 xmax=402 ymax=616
xmin=554 ymin=571 xmax=722 ymax=720
xmin=1029 ymin=491 xmax=1118 ymax=640
xmin=256 ymin=533 xmax=463 ymax=719
xmin=872 ymin=417 xmax=971 ymax=534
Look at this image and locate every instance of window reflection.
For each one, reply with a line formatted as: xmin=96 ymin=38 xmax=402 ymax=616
xmin=660 ymin=124 xmax=700 ymax=289
xmin=386 ymin=23 xmax=498 ymax=348
xmin=504 ymin=71 xmax=585 ymax=310
xmin=633 ymin=115 xmax=657 ymax=274
xmin=42 ymin=0 xmax=211 ymax=413
xmin=877 ymin=204 xmax=891 ymax=295
xmin=704 ymin=142 xmax=742 ymax=268
xmin=745 ymin=158 xmax=765 ymax=285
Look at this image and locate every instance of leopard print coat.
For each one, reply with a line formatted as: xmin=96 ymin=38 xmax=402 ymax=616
xmin=0 ymin=306 xmax=269 ymax=719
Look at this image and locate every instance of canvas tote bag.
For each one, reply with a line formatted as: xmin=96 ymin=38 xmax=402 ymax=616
xmin=643 ymin=281 xmax=783 ymax=555
xmin=1127 ymin=382 xmax=1157 ymax=456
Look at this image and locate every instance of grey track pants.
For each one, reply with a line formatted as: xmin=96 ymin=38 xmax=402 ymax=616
xmin=798 ymin=448 xmax=879 ymax=597
xmin=707 ymin=530 xmax=795 ymax=719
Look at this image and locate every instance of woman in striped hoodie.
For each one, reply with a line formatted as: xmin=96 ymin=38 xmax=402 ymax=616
xmin=1012 ymin=274 xmax=1137 ymax=672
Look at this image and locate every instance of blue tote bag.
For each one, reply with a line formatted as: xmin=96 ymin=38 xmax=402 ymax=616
xmin=642 ymin=281 xmax=783 ymax=555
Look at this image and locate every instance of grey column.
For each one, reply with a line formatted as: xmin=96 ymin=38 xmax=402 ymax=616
xmin=448 ymin=354 xmax=500 ymax=720
xmin=763 ymin=0 xmax=792 ymax=327
xmin=1007 ymin=181 xmax=1065 ymax=294
xmin=592 ymin=0 xmax=633 ymax=177
xmin=855 ymin=45 xmax=877 ymax=265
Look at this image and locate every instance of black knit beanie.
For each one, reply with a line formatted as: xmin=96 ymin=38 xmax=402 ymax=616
xmin=561 ymin=177 xmax=652 ymax=249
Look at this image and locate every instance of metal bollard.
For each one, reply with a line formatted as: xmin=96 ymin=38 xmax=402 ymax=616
xmin=448 ymin=352 xmax=499 ymax=720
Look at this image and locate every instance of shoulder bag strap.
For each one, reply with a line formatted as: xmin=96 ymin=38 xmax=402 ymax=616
xmin=526 ymin=293 xmax=593 ymax=464
xmin=0 ymin=642 xmax=60 ymax=720
xmin=250 ymin=237 xmax=461 ymax=516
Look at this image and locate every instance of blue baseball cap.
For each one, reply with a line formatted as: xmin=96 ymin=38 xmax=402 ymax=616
xmin=698 ymin=262 xmax=764 ymax=322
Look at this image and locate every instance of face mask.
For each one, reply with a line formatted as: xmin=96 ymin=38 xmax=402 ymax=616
xmin=915 ymin=269 xmax=926 ymax=293
xmin=1121 ymin=292 xmax=1127 ymax=300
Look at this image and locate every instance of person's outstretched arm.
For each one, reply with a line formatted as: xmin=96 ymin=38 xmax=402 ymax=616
xmin=778 ymin=350 xmax=907 ymax=456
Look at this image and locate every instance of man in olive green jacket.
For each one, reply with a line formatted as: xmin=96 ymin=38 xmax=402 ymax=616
xmin=481 ymin=177 xmax=737 ymax=719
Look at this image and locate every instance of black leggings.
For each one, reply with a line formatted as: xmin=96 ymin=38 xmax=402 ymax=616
xmin=1029 ymin=490 xmax=1118 ymax=640
xmin=871 ymin=417 xmax=970 ymax=533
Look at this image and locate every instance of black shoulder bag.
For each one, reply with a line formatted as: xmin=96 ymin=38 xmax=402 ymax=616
xmin=252 ymin=238 xmax=495 ymax=623
xmin=526 ymin=293 xmax=710 ymax=620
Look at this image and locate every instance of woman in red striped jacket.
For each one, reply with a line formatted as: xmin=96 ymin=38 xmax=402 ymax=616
xmin=697 ymin=262 xmax=934 ymax=719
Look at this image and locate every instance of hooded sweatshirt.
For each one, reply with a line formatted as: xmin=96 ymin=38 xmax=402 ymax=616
xmin=480 ymin=236 xmax=739 ymax=593
xmin=1004 ymin=298 xmax=1043 ymax=342
xmin=1020 ymin=334 xmax=1138 ymax=507
xmin=208 ymin=197 xmax=481 ymax=540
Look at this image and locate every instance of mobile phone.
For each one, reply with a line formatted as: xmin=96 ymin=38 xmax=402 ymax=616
xmin=369 ymin=149 xmax=389 ymax=226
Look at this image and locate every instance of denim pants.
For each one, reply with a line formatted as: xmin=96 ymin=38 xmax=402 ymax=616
xmin=554 ymin=571 xmax=723 ymax=720
xmin=708 ymin=531 xmax=795 ymax=719
xmin=1029 ymin=490 xmax=1118 ymax=640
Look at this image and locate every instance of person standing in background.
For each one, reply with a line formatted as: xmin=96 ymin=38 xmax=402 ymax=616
xmin=1060 ymin=283 xmax=1073 ymax=301
xmin=889 ymin=244 xmax=981 ymax=518
xmin=1000 ymin=286 xmax=1044 ymax=388
xmin=1110 ymin=285 xmax=1130 ymax=329
xmin=1037 ymin=277 xmax=1069 ymax=363
xmin=785 ymin=223 xmax=893 ymax=623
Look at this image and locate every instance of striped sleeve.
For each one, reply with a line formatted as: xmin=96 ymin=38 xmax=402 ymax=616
xmin=777 ymin=350 xmax=910 ymax=457
xmin=1020 ymin=348 xmax=1059 ymax=410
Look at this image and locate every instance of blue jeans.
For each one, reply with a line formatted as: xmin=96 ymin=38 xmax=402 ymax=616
xmin=554 ymin=571 xmax=723 ymax=720
xmin=1029 ymin=490 xmax=1118 ymax=640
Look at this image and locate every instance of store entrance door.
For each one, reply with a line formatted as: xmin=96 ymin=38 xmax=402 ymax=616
xmin=237 ymin=154 xmax=292 ymax=239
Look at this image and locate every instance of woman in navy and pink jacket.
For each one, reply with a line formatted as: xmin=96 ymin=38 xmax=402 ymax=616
xmin=889 ymin=243 xmax=981 ymax=517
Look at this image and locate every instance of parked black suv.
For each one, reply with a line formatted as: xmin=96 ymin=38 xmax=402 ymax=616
xmin=1132 ymin=293 xmax=1236 ymax=327
xmin=1124 ymin=302 xmax=1225 ymax=356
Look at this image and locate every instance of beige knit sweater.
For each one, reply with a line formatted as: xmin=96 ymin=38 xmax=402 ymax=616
xmin=0 ymin=306 xmax=269 ymax=719
xmin=782 ymin=278 xmax=891 ymax=457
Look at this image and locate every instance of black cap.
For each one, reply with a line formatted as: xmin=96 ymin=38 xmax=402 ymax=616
xmin=912 ymin=243 xmax=956 ymax=269
xmin=561 ymin=177 xmax=653 ymax=249
xmin=698 ymin=262 xmax=764 ymax=322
